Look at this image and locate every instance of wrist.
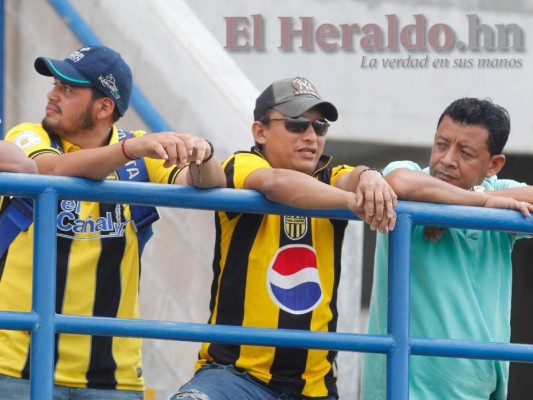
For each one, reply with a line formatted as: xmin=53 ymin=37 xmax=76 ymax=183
xmin=120 ymin=138 xmax=137 ymax=161
xmin=358 ymin=167 xmax=383 ymax=179
xmin=480 ymin=194 xmax=490 ymax=207
xmin=347 ymin=191 xmax=359 ymax=211
xmin=202 ymin=139 xmax=214 ymax=164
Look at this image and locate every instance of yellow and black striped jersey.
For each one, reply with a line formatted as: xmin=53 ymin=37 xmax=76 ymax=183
xmin=198 ymin=148 xmax=355 ymax=398
xmin=0 ymin=123 xmax=180 ymax=391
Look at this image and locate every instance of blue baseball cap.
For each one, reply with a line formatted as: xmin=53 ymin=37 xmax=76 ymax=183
xmin=34 ymin=45 xmax=132 ymax=116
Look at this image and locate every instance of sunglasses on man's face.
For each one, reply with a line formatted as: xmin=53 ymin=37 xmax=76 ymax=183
xmin=261 ymin=116 xmax=330 ymax=137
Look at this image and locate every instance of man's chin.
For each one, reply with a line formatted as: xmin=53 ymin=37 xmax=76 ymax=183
xmin=42 ymin=119 xmax=60 ymax=135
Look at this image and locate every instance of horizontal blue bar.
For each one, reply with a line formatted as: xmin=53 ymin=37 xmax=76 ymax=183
xmin=55 ymin=315 xmax=394 ymax=353
xmin=0 ymin=173 xmax=532 ymax=233
xmin=411 ymin=337 xmax=533 ymax=363
xmin=0 ymin=311 xmax=39 ymax=330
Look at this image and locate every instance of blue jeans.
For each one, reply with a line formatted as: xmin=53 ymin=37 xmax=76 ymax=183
xmin=169 ymin=363 xmax=337 ymax=400
xmin=0 ymin=373 xmax=143 ymax=399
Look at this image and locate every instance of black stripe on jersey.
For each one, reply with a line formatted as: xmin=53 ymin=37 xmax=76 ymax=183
xmin=315 ymin=163 xmax=332 ymax=183
xmin=167 ymin=166 xmax=181 ymax=184
xmin=208 ymin=214 xmax=222 ymax=315
xmin=226 ymin=157 xmax=235 ymax=189
xmin=0 ymin=198 xmax=10 ymax=281
xmin=223 ymin=157 xmax=241 ymax=221
xmin=0 ymin=252 xmax=6 ymax=282
xmin=269 ymin=310 xmax=311 ymax=394
xmin=21 ymin=232 xmax=73 ymax=379
xmin=324 ymin=218 xmax=347 ymax=396
xmin=86 ymin=203 xmax=126 ymax=389
xmin=206 ymin=212 xmax=263 ymax=365
xmin=269 ymin=216 xmax=313 ymax=394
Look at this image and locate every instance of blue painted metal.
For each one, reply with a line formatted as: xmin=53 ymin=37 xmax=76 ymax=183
xmin=387 ymin=215 xmax=413 ymax=400
xmin=56 ymin=315 xmax=395 ymax=353
xmin=411 ymin=337 xmax=533 ymax=362
xmin=46 ymin=0 xmax=173 ymax=132
xmin=30 ymin=189 xmax=58 ymax=399
xmin=0 ymin=311 xmax=39 ymax=330
xmin=0 ymin=173 xmax=532 ymax=399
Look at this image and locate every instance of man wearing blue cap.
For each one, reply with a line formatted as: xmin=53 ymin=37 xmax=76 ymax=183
xmin=170 ymin=77 xmax=397 ymax=400
xmin=0 ymin=45 xmax=225 ymax=399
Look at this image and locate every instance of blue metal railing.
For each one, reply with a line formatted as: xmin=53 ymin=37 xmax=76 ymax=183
xmin=1 ymin=172 xmax=533 ymax=399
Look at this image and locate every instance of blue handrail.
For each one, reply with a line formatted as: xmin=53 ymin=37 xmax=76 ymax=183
xmin=0 ymin=172 xmax=533 ymax=399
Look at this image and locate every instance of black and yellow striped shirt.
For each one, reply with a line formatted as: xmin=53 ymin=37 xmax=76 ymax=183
xmin=198 ymin=149 xmax=354 ymax=398
xmin=0 ymin=124 xmax=180 ymax=391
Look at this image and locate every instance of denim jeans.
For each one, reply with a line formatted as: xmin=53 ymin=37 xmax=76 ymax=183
xmin=0 ymin=373 xmax=144 ymax=399
xmin=169 ymin=363 xmax=337 ymax=400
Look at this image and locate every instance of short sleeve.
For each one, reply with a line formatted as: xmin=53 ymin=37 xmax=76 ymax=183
xmin=5 ymin=123 xmax=59 ymax=158
xmin=329 ymin=164 xmax=354 ymax=186
xmin=226 ymin=152 xmax=271 ymax=189
xmin=383 ymin=160 xmax=423 ymax=176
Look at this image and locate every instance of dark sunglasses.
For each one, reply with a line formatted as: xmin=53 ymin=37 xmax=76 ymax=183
xmin=261 ymin=116 xmax=330 ymax=136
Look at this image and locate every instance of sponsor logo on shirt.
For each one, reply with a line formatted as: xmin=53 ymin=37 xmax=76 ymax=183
xmin=56 ymin=200 xmax=130 ymax=240
xmin=266 ymin=244 xmax=323 ymax=314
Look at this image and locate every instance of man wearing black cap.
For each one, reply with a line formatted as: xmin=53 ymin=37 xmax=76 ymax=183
xmin=170 ymin=77 xmax=396 ymax=400
xmin=0 ymin=45 xmax=225 ymax=399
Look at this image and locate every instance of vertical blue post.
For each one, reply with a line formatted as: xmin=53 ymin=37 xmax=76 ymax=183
xmin=387 ymin=214 xmax=412 ymax=400
xmin=30 ymin=190 xmax=58 ymax=399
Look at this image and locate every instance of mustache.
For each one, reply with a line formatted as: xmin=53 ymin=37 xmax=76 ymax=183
xmin=47 ymin=102 xmax=62 ymax=115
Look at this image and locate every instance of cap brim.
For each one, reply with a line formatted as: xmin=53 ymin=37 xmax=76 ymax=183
xmin=274 ymin=98 xmax=338 ymax=121
xmin=34 ymin=57 xmax=93 ymax=86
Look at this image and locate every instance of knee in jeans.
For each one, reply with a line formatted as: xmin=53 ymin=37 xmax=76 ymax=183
xmin=170 ymin=389 xmax=210 ymax=400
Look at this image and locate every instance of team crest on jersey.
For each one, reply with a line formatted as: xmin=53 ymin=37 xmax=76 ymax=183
xmin=284 ymin=215 xmax=307 ymax=240
xmin=14 ymin=131 xmax=41 ymax=150
xmin=266 ymin=244 xmax=323 ymax=314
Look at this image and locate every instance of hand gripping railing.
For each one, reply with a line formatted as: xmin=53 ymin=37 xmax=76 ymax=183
xmin=1 ymin=172 xmax=533 ymax=399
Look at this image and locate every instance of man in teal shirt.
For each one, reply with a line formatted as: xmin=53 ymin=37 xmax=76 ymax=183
xmin=361 ymin=98 xmax=533 ymax=400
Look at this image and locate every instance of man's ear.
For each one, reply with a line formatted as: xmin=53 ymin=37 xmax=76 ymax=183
xmin=486 ymin=154 xmax=506 ymax=177
xmin=252 ymin=121 xmax=267 ymax=146
xmin=94 ymin=97 xmax=115 ymax=120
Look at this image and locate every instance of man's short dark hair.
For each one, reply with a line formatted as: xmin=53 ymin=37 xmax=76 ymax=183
xmin=437 ymin=98 xmax=510 ymax=155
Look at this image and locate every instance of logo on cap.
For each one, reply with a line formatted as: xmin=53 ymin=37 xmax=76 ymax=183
xmin=291 ymin=77 xmax=320 ymax=99
xmin=99 ymin=74 xmax=120 ymax=99
xmin=68 ymin=47 xmax=91 ymax=63
xmin=266 ymin=244 xmax=323 ymax=314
